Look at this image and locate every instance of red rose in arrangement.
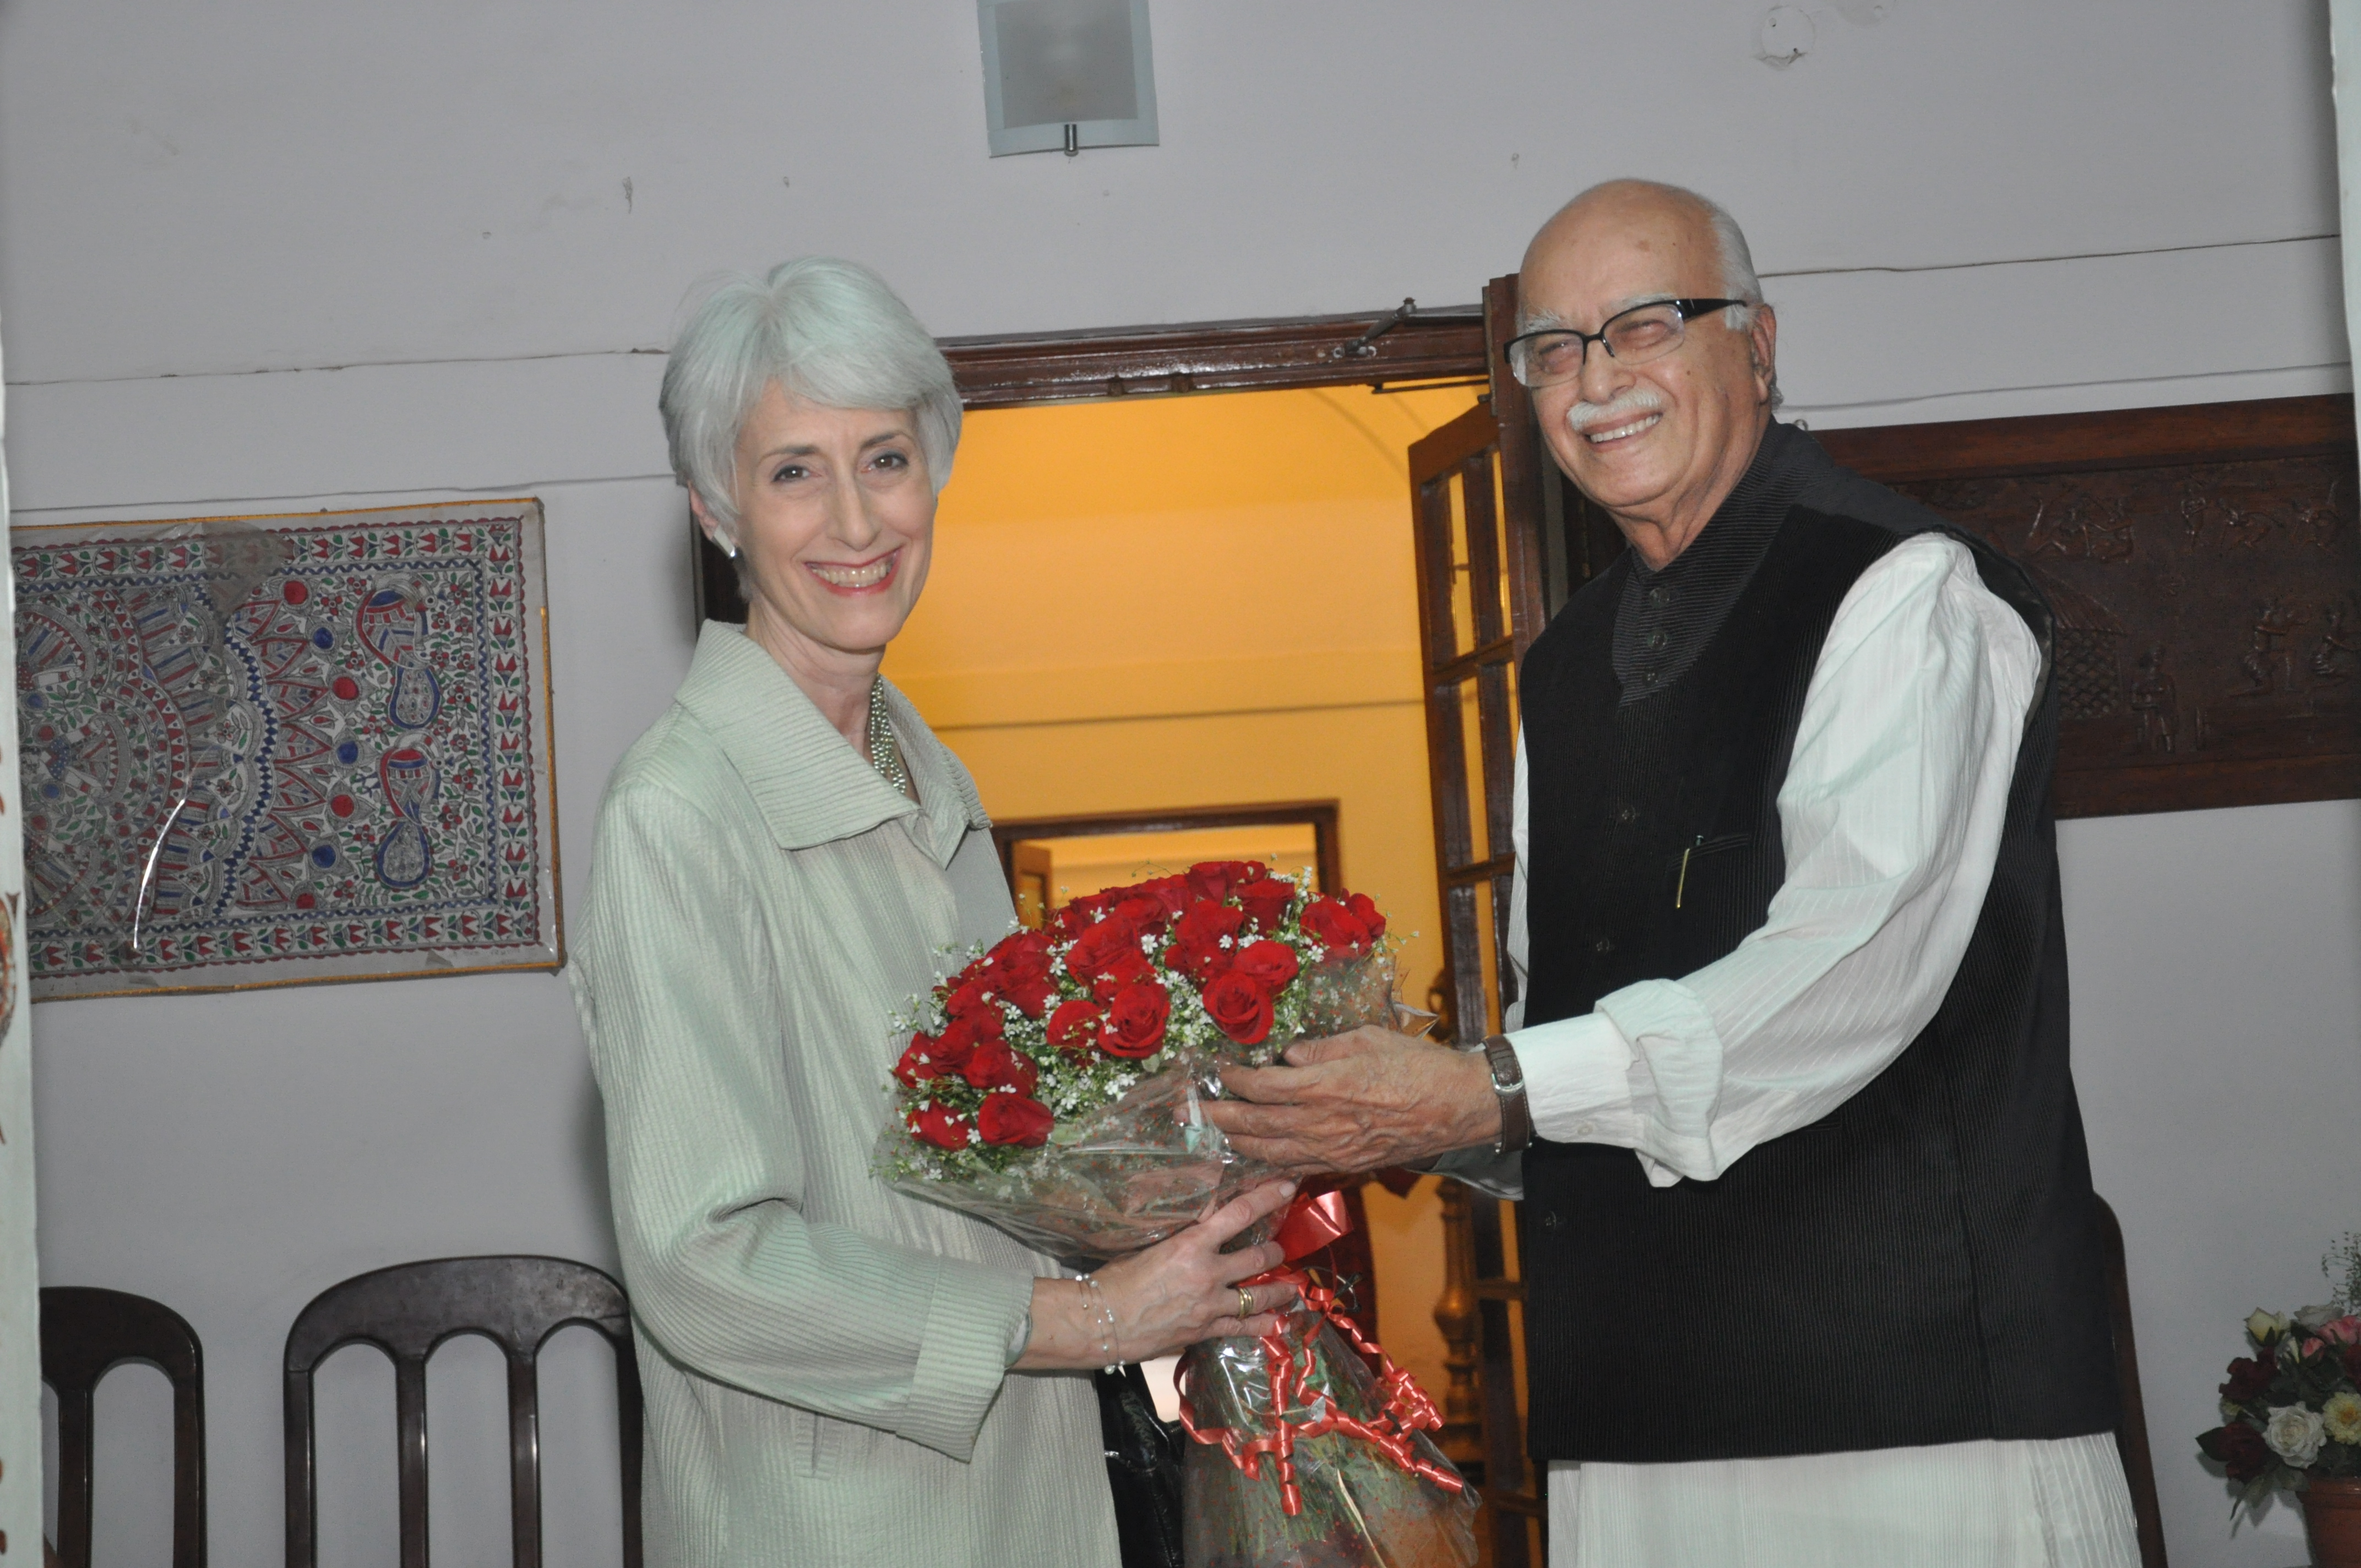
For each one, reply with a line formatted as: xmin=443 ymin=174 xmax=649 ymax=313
xmin=963 ymin=1039 xmax=1040 ymax=1096
xmin=1186 ymin=860 xmax=1265 ymax=902
xmin=1046 ymin=999 xmax=1105 ymax=1053
xmin=1203 ymin=970 xmax=1276 ymax=1046
xmin=1164 ymin=938 xmax=1234 ymax=987
xmin=2204 ymin=1420 xmax=2272 ymax=1483
xmin=1065 ymin=916 xmax=1143 ymax=981
xmin=1173 ymin=901 xmax=1247 ymax=950
xmin=893 ymin=1033 xmax=961 ymax=1087
xmin=907 ymin=1101 xmax=972 ymax=1150
xmin=1301 ymin=895 xmax=1374 ymax=956
xmin=944 ymin=980 xmax=1007 ymax=1028
xmin=1109 ymin=894 xmax=1172 ymax=936
xmin=1346 ymin=892 xmax=1388 ymax=940
xmin=998 ymin=972 xmax=1058 ymax=1018
xmin=985 ymin=929 xmax=1054 ymax=971
xmin=1235 ymin=878 xmax=1296 ymax=932
xmin=2221 ymin=1355 xmax=2275 ymax=1404
xmin=1089 ymin=946 xmax=1156 ymax=1003
xmin=1102 ymin=979 xmax=1173 ymax=1058
xmin=977 ymin=1093 xmax=1055 ymax=1148
xmin=1231 ymin=939 xmax=1301 ymax=990
xmin=1136 ymin=875 xmax=1194 ymax=917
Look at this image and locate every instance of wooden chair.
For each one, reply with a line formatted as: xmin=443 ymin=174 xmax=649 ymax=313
xmin=2095 ymin=1196 xmax=2168 ymax=1568
xmin=282 ymin=1254 xmax=643 ymax=1568
xmin=40 ymin=1285 xmax=207 ymax=1568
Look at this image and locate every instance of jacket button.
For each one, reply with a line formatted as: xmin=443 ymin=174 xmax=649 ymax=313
xmin=1614 ymin=804 xmax=1637 ymax=824
xmin=1592 ymin=937 xmax=1615 ymax=955
xmin=1541 ymin=1211 xmax=1564 ymax=1228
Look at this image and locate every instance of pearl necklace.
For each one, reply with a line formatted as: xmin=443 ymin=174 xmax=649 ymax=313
xmin=867 ymin=678 xmax=910 ymax=797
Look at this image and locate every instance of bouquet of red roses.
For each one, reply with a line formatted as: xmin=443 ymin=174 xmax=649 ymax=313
xmin=872 ymin=859 xmax=1396 ymax=1262
xmin=873 ymin=859 xmax=1475 ymax=1567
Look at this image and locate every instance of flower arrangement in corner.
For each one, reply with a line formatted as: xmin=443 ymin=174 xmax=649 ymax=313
xmin=2199 ymin=1234 xmax=2361 ymax=1513
xmin=869 ymin=859 xmax=1398 ymax=1261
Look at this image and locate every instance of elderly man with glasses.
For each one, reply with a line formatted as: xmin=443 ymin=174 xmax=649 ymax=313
xmin=1208 ymin=179 xmax=2139 ymax=1567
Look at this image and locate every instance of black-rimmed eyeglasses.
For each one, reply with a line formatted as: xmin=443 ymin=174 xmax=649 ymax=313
xmin=1503 ymin=298 xmax=1745 ymax=389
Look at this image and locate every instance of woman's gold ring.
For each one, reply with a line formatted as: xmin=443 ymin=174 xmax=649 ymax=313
xmin=1237 ymin=1285 xmax=1254 ymax=1319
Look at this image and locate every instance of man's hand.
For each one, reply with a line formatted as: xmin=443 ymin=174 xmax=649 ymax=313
xmin=1203 ymin=1026 xmax=1501 ymax=1175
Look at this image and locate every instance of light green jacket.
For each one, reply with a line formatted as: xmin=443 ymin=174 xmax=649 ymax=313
xmin=571 ymin=624 xmax=1119 ymax=1567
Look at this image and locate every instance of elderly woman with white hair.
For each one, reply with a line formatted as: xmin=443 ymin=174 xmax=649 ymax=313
xmin=570 ymin=258 xmax=1299 ymax=1566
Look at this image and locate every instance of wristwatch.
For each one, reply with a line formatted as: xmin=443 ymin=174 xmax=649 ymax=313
xmin=1479 ymin=1033 xmax=1532 ymax=1155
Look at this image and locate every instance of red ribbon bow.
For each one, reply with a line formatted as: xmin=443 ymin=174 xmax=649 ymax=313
xmin=1176 ymin=1188 xmax=1465 ymax=1516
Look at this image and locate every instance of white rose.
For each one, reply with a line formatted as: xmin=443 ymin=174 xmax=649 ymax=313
xmin=2251 ymin=1309 xmax=2292 ymax=1344
xmin=2266 ymin=1404 xmax=2327 ymax=1468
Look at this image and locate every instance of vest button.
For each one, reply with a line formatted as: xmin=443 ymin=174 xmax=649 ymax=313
xmin=1647 ymin=585 xmax=1671 ymax=607
xmin=1644 ymin=628 xmax=1668 ymax=650
xmin=1592 ymin=937 xmax=1615 ymax=955
xmin=1541 ymin=1211 xmax=1564 ymax=1228
xmin=1614 ymin=805 xmax=1637 ymax=824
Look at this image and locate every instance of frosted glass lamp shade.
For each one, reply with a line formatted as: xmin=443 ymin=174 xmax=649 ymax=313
xmin=980 ymin=0 xmax=1158 ymax=156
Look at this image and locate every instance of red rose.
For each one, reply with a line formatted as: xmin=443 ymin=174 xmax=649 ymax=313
xmin=963 ymin=1039 xmax=1040 ymax=1096
xmin=1299 ymin=895 xmax=1373 ymax=956
xmin=1064 ymin=916 xmax=1141 ymax=981
xmin=926 ymin=1018 xmax=986 ymax=1075
xmin=977 ymin=1093 xmax=1055 ymax=1148
xmin=1137 ymin=875 xmax=1194 ymax=917
xmin=1345 ymin=891 xmax=1388 ymax=941
xmin=1163 ymin=938 xmax=1233 ymax=987
xmin=997 ymin=973 xmax=1058 ymax=1018
xmin=1231 ymin=939 xmax=1301 ymax=990
xmin=2342 ymin=1344 xmax=2361 ymax=1384
xmin=2221 ymin=1355 xmax=2276 ymax=1404
xmin=893 ymin=1032 xmax=965 ymax=1087
xmin=1046 ymin=999 xmax=1105 ymax=1053
xmin=1089 ymin=947 xmax=1155 ymax=1003
xmin=1173 ymin=901 xmax=1246 ymax=950
xmin=1202 ymin=970 xmax=1275 ymax=1045
xmin=1047 ymin=903 xmax=1092 ymax=939
xmin=1109 ymin=894 xmax=1171 ymax=936
xmin=985 ymin=929 xmax=1053 ymax=971
xmin=907 ymin=1101 xmax=971 ymax=1150
xmin=944 ymin=982 xmax=1007 ymax=1033
xmin=1101 ymin=980 xmax=1172 ymax=1058
xmin=2201 ymin=1420 xmax=2272 ymax=1483
xmin=1187 ymin=860 xmax=1264 ymax=902
xmin=1236 ymin=878 xmax=1297 ymax=932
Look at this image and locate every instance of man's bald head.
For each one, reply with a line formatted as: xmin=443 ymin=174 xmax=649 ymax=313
xmin=1520 ymin=181 xmax=1764 ymax=334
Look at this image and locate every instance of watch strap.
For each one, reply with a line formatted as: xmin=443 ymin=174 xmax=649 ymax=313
xmin=1481 ymin=1033 xmax=1532 ymax=1155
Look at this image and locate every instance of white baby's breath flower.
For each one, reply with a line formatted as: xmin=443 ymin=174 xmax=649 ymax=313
xmin=2266 ymin=1404 xmax=2327 ymax=1467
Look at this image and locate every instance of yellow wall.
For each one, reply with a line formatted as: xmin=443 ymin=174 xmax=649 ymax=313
xmin=881 ymin=382 xmax=1480 ymax=1404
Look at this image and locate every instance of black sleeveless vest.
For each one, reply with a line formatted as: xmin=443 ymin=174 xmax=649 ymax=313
xmin=1516 ymin=456 xmax=2118 ymax=1464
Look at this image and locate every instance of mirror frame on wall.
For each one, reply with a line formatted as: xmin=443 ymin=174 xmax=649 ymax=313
xmin=988 ymin=800 xmax=1343 ymax=908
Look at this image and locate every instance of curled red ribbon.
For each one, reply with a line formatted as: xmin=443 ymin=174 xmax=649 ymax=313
xmin=1176 ymin=1189 xmax=1466 ymax=1516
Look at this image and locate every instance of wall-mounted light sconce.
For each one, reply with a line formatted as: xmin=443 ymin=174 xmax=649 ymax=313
xmin=978 ymin=0 xmax=1157 ymax=158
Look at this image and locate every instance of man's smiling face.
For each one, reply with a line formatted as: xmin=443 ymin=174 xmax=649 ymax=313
xmin=1519 ymin=182 xmax=1777 ymax=556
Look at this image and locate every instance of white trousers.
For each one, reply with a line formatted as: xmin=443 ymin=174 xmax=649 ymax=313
xmin=1546 ymin=1433 xmax=2140 ymax=1568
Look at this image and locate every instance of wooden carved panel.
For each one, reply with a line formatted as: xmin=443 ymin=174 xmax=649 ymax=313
xmin=1819 ymin=396 xmax=2361 ymax=818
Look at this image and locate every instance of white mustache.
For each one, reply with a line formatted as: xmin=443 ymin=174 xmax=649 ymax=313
xmin=1565 ymin=387 xmax=1664 ymax=434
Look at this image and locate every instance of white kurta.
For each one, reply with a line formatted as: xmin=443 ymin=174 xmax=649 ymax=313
xmin=1463 ymin=533 xmax=2139 ymax=1567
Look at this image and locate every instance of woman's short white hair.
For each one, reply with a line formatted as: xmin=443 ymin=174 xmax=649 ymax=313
xmin=660 ymin=257 xmax=962 ymax=533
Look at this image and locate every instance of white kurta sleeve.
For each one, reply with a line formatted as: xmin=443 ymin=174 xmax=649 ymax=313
xmin=1495 ymin=531 xmax=2041 ymax=1188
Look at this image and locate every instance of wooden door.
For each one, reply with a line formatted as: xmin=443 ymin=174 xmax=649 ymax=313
xmin=1408 ymin=273 xmax=1564 ymax=1567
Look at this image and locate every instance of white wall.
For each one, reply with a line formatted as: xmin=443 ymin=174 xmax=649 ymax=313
xmin=3 ymin=3 xmax=2352 ymax=1563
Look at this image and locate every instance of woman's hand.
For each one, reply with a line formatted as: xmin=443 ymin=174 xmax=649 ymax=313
xmin=1013 ymin=1180 xmax=1302 ymax=1371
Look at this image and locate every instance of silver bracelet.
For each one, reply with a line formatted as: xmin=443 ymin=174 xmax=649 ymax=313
xmin=1078 ymin=1274 xmax=1120 ymax=1373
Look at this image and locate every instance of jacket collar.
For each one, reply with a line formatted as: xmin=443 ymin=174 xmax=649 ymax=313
xmin=673 ymin=622 xmax=988 ymax=865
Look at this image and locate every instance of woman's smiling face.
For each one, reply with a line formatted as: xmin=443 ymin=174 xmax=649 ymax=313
xmin=698 ymin=382 xmax=937 ymax=667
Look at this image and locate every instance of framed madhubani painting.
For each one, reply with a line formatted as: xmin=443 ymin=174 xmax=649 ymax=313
xmin=12 ymin=500 xmax=562 ymax=999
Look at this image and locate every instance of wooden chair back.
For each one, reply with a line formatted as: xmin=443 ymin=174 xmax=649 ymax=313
xmin=2095 ymin=1196 xmax=2168 ymax=1567
xmin=40 ymin=1285 xmax=207 ymax=1568
xmin=281 ymin=1254 xmax=643 ymax=1568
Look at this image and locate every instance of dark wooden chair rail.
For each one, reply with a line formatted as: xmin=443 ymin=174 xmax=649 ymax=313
xmin=282 ymin=1254 xmax=644 ymax=1568
xmin=41 ymin=1285 xmax=208 ymax=1568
